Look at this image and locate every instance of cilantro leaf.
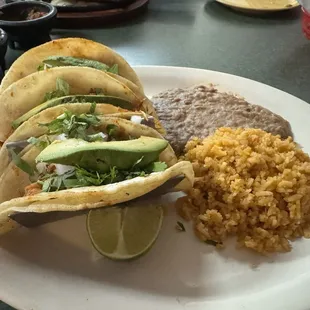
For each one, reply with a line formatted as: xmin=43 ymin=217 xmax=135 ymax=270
xmin=41 ymin=110 xmax=101 ymax=141
xmin=27 ymin=136 xmax=50 ymax=149
xmin=43 ymin=78 xmax=70 ymax=102
xmin=35 ymin=159 xmax=168 ymax=193
xmin=146 ymin=161 xmax=167 ymax=173
xmin=56 ymin=77 xmax=70 ymax=95
xmin=90 ymin=102 xmax=96 ymax=114
xmin=107 ymin=64 xmax=119 ymax=74
xmin=106 ymin=124 xmax=119 ymax=138
xmin=37 ymin=63 xmax=45 ymax=71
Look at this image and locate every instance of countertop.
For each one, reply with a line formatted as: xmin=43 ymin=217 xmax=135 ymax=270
xmin=1 ymin=0 xmax=309 ymax=309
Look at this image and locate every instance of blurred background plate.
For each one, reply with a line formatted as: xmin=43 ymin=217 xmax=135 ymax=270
xmin=216 ymin=0 xmax=300 ymax=12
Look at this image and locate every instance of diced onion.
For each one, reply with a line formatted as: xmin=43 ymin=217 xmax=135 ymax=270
xmin=36 ymin=162 xmax=48 ymax=174
xmin=130 ymin=115 xmax=143 ymax=124
xmin=54 ymin=164 xmax=75 ymax=175
xmin=55 ymin=133 xmax=67 ymax=141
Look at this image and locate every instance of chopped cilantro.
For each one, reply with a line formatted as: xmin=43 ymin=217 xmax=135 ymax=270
xmin=43 ymin=78 xmax=70 ymax=102
xmin=107 ymin=64 xmax=119 ymax=74
xmin=27 ymin=136 xmax=50 ymax=149
xmin=90 ymin=102 xmax=97 ymax=114
xmin=106 ymin=124 xmax=119 ymax=138
xmin=40 ymin=110 xmax=101 ymax=141
xmin=146 ymin=161 xmax=167 ymax=173
xmin=36 ymin=160 xmax=168 ymax=193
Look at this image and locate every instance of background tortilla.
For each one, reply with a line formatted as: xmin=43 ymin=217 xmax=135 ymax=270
xmin=0 ymin=37 xmax=143 ymax=93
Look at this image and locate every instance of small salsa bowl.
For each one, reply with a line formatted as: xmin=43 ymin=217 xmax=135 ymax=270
xmin=0 ymin=1 xmax=57 ymax=49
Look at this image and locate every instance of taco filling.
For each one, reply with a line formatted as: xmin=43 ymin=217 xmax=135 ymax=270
xmin=38 ymin=56 xmax=119 ymax=74
xmin=23 ymin=137 xmax=168 ymax=195
xmin=8 ymin=108 xmax=168 ymax=195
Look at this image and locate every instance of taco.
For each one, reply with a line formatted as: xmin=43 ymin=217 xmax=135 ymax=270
xmin=0 ymin=66 xmax=160 ymax=142
xmin=0 ymin=116 xmax=193 ymax=235
xmin=0 ymin=37 xmax=143 ymax=93
xmin=0 ymin=104 xmax=163 ymax=177
xmin=0 ymin=110 xmax=177 ymax=203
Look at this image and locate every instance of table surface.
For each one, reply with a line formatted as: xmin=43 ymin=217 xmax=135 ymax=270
xmin=1 ymin=0 xmax=309 ymax=309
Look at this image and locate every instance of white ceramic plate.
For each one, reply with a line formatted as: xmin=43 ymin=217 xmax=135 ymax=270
xmin=1 ymin=66 xmax=310 ymax=310
xmin=216 ymin=0 xmax=299 ymax=12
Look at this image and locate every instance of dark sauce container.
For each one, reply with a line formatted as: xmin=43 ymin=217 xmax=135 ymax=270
xmin=0 ymin=1 xmax=57 ymax=50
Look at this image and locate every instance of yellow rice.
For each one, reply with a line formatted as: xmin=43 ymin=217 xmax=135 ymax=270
xmin=177 ymin=128 xmax=310 ymax=253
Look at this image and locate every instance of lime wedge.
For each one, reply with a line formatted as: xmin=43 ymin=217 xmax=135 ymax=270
xmin=87 ymin=204 xmax=164 ymax=261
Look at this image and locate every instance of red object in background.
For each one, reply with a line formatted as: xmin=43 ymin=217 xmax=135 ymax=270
xmin=302 ymin=7 xmax=310 ymax=39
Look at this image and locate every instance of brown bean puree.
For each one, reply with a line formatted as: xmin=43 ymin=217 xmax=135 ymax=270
xmin=152 ymin=85 xmax=293 ymax=154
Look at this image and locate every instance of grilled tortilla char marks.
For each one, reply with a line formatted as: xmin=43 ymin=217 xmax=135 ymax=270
xmin=152 ymin=85 xmax=293 ymax=155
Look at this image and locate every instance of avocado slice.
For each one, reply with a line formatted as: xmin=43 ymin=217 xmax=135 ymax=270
xmin=39 ymin=56 xmax=118 ymax=74
xmin=36 ymin=137 xmax=168 ymax=173
xmin=12 ymin=95 xmax=133 ymax=129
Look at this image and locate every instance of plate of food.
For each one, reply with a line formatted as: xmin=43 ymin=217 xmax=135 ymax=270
xmin=216 ymin=0 xmax=300 ymax=12
xmin=1 ymin=38 xmax=310 ymax=310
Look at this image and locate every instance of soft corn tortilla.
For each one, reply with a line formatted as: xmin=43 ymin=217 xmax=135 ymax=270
xmin=0 ymin=105 xmax=168 ymax=177
xmin=0 ymin=161 xmax=194 ymax=236
xmin=0 ymin=66 xmax=147 ymax=142
xmin=0 ymin=37 xmax=143 ymax=93
xmin=0 ymin=116 xmax=177 ymax=204
xmin=108 ymin=73 xmax=159 ymax=119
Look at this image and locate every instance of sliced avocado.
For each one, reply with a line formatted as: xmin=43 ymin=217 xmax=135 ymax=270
xmin=38 ymin=56 xmax=119 ymax=74
xmin=12 ymin=95 xmax=133 ymax=129
xmin=36 ymin=137 xmax=168 ymax=173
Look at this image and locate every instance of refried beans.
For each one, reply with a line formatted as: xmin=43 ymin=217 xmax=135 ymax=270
xmin=152 ymin=85 xmax=293 ymax=155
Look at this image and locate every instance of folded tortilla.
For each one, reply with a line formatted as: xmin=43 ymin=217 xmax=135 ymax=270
xmin=0 ymin=66 xmax=155 ymax=142
xmin=0 ymin=161 xmax=194 ymax=236
xmin=0 ymin=104 xmax=165 ymax=177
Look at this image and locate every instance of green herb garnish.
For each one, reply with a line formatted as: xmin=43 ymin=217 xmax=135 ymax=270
xmin=43 ymin=78 xmax=70 ymax=102
xmin=27 ymin=136 xmax=50 ymax=149
xmin=38 ymin=169 xmax=76 ymax=192
xmin=106 ymin=124 xmax=119 ymax=138
xmin=107 ymin=64 xmax=119 ymax=74
xmin=90 ymin=102 xmax=97 ymax=114
xmin=37 ymin=64 xmax=45 ymax=71
xmin=37 ymin=161 xmax=167 ymax=193
xmin=146 ymin=161 xmax=167 ymax=173
xmin=41 ymin=110 xmax=101 ymax=141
